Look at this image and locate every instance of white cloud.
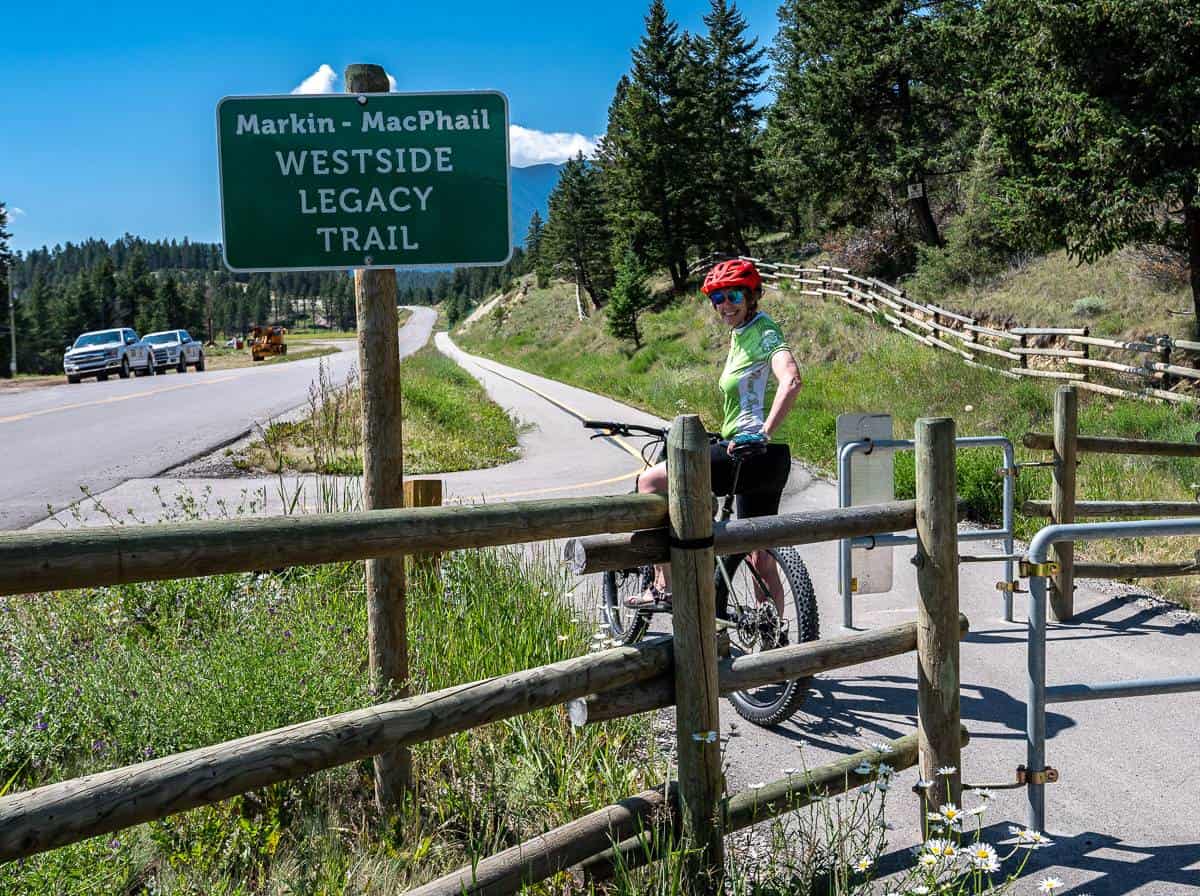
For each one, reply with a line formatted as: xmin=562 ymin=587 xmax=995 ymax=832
xmin=9 ymin=207 xmax=25 ymax=217
xmin=509 ymin=125 xmax=598 ymax=167
xmin=292 ymin=64 xmax=338 ymax=95
xmin=291 ymin=65 xmax=397 ymax=95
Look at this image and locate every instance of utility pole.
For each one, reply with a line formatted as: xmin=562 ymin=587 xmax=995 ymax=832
xmin=6 ymin=276 xmax=15 ymax=378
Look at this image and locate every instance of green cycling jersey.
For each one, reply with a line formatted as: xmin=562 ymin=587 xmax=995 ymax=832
xmin=718 ymin=311 xmax=790 ymax=440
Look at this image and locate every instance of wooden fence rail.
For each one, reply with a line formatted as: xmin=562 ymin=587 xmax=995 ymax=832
xmin=564 ymin=499 xmax=949 ymax=575
xmin=0 ymin=639 xmax=675 ymax=862
xmin=570 ymin=615 xmax=969 ymax=726
xmin=0 ymin=495 xmax=667 ymax=597
xmin=413 ymin=726 xmax=972 ymax=896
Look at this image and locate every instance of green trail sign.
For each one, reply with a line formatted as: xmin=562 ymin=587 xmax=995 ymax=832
xmin=217 ymin=91 xmax=511 ymax=272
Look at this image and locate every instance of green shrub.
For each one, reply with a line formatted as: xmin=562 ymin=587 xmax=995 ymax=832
xmin=1071 ymin=295 xmax=1106 ymax=316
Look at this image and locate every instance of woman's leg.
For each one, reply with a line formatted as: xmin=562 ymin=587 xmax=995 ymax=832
xmin=637 ymin=462 xmax=671 ymax=596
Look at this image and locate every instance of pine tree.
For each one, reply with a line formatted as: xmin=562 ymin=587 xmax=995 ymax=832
xmin=596 ymin=1 xmax=704 ymax=291
xmin=543 ymin=153 xmax=614 ymax=308
xmin=608 ymin=251 xmax=650 ymax=347
xmin=693 ymin=0 xmax=767 ymax=255
xmin=981 ymin=0 xmax=1200 ymax=331
xmin=116 ymin=249 xmax=155 ymax=329
xmin=91 ymin=257 xmax=118 ymax=329
xmin=764 ymin=0 xmax=978 ymax=250
xmin=524 ymin=210 xmax=548 ymax=287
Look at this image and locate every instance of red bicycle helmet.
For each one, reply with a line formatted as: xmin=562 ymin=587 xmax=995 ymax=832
xmin=701 ymin=258 xmax=762 ymax=295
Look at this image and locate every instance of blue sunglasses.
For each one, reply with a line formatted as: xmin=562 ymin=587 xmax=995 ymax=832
xmin=709 ymin=287 xmax=748 ymax=307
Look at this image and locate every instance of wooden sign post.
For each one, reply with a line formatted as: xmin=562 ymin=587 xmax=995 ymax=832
xmin=345 ymin=63 xmax=410 ymax=810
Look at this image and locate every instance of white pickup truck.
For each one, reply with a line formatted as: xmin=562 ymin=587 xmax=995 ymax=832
xmin=63 ymin=328 xmax=153 ymax=383
xmin=143 ymin=329 xmax=206 ymax=374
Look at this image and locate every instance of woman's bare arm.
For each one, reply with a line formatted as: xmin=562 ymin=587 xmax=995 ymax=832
xmin=763 ymin=350 xmax=802 ymax=439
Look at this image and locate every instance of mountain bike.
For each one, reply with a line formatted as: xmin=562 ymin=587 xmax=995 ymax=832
xmin=583 ymin=419 xmax=820 ymax=727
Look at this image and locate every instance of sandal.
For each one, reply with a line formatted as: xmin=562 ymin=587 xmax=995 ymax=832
xmin=625 ymin=584 xmax=672 ymax=611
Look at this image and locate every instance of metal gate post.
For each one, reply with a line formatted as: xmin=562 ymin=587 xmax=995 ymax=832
xmin=1026 ymin=570 xmax=1049 ymax=832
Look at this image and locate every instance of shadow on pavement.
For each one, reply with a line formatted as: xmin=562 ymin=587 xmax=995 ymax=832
xmin=873 ymin=823 xmax=1200 ymax=895
xmin=785 ymin=674 xmax=1075 ymax=755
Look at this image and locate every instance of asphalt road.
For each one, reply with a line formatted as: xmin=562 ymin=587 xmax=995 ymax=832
xmin=0 ymin=307 xmax=435 ymax=530
xmin=15 ymin=326 xmax=1200 ymax=892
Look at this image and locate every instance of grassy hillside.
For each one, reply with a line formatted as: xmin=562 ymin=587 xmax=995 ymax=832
xmin=910 ymin=247 xmax=1196 ymax=341
xmin=457 ymin=272 xmax=1200 ymax=606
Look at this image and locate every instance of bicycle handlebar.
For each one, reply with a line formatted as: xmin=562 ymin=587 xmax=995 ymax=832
xmin=583 ymin=419 xmax=722 ymax=442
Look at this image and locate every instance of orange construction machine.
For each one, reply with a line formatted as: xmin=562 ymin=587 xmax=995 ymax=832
xmin=250 ymin=325 xmax=288 ymax=362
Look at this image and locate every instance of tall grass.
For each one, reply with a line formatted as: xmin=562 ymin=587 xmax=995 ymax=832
xmin=237 ymin=347 xmax=519 ymax=476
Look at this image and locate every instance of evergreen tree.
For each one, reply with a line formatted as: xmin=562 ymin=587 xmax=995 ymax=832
xmin=596 ymin=1 xmax=703 ymax=291
xmin=543 ymin=153 xmax=614 ymax=308
xmin=91 ymin=257 xmax=118 ymax=328
xmin=981 ymin=0 xmax=1200 ymax=330
xmin=524 ymin=210 xmax=548 ymax=287
xmin=693 ymin=0 xmax=767 ymax=255
xmin=765 ymin=0 xmax=979 ymax=250
xmin=607 ymin=251 xmax=650 ymax=347
xmin=116 ymin=249 xmax=155 ymax=328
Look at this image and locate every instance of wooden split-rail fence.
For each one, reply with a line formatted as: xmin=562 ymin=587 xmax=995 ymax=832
xmin=0 ymin=415 xmax=970 ymax=895
xmin=1016 ymin=385 xmax=1200 ymax=622
xmin=691 ymin=253 xmax=1200 ymax=407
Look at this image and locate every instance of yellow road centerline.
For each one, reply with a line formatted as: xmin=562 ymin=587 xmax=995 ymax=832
xmin=0 ymin=374 xmax=242 ymax=425
xmin=486 ymin=468 xmax=642 ymax=500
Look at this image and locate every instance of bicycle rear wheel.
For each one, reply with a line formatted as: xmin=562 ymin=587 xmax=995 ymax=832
xmin=601 ymin=566 xmax=654 ymax=644
xmin=716 ymin=546 xmax=819 ymax=726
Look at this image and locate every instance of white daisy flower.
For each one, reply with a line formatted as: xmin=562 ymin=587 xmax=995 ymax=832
xmin=855 ymin=762 xmax=875 ymax=775
xmin=962 ymin=842 xmax=1000 ymax=872
xmin=911 ymin=886 xmax=931 ymax=895
xmin=936 ymin=765 xmax=957 ymax=776
xmin=970 ymin=787 xmax=996 ymax=801
xmin=751 ymin=781 xmax=766 ymax=789
xmin=925 ymin=838 xmax=956 ymax=858
xmin=916 ymin=778 xmax=935 ymax=789
xmin=872 ymin=741 xmax=895 ymax=754
xmin=917 ymin=852 xmax=939 ymax=870
xmin=936 ymin=803 xmax=964 ymax=825
xmin=853 ymin=856 xmax=872 ymax=873
xmin=783 ymin=767 xmax=798 ymax=776
xmin=877 ymin=762 xmax=895 ymax=777
xmin=1038 ymin=877 xmax=1064 ymax=893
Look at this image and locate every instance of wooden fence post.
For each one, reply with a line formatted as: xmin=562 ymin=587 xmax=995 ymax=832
xmin=1080 ymin=326 xmax=1090 ymax=382
xmin=667 ymin=414 xmax=724 ymax=892
xmin=345 ymin=62 xmax=411 ymax=810
xmin=1019 ymin=333 xmax=1029 ymax=369
xmin=1050 ymin=386 xmax=1078 ymax=622
xmin=404 ymin=479 xmax=444 ymax=574
xmin=915 ymin=417 xmax=962 ymax=823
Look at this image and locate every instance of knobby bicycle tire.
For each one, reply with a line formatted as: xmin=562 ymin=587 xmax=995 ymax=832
xmin=717 ymin=546 xmax=819 ymax=727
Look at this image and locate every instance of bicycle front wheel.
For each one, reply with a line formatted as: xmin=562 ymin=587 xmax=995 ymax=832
xmin=717 ymin=546 xmax=819 ymax=727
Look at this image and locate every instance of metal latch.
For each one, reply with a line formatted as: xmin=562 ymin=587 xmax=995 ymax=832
xmin=1019 ymin=560 xmax=1059 ymax=578
xmin=1016 ymin=765 xmax=1059 ymax=786
xmin=850 ymin=577 xmax=858 ymax=593
xmin=996 ymin=580 xmax=1026 ymax=594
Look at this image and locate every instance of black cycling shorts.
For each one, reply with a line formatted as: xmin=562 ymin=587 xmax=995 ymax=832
xmin=709 ymin=442 xmax=791 ymax=519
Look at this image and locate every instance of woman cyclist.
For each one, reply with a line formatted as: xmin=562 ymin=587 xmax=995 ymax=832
xmin=628 ymin=258 xmax=803 ymax=614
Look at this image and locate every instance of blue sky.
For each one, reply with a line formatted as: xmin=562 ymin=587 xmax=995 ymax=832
xmin=3 ymin=0 xmax=781 ymax=255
